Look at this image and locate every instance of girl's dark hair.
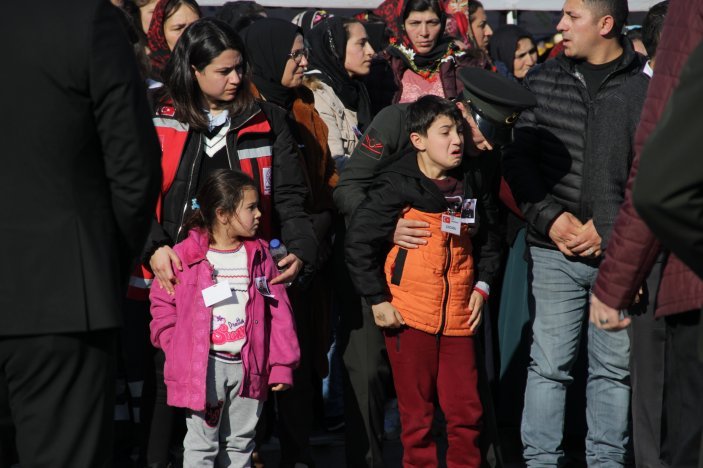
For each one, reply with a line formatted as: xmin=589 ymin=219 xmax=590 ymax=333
xmin=161 ymin=18 xmax=256 ymax=130
xmin=183 ymin=169 xmax=258 ymax=239
xmin=402 ymin=0 xmax=443 ymax=22
xmin=406 ymin=94 xmax=463 ymax=136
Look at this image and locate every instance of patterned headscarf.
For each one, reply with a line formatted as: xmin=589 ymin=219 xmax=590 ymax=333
xmin=291 ymin=9 xmax=333 ymax=34
xmin=147 ymin=0 xmax=171 ymax=81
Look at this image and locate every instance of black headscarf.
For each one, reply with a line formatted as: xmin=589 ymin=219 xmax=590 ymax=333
xmin=214 ymin=1 xmax=266 ymax=33
xmin=386 ymin=0 xmax=454 ymax=74
xmin=241 ymin=18 xmax=302 ymax=108
xmin=307 ymin=17 xmax=372 ymax=131
xmin=292 ymin=9 xmax=332 ymax=34
xmin=489 ymin=25 xmax=533 ymax=75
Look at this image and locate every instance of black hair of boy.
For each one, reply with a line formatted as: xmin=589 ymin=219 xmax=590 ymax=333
xmin=406 ymin=95 xmax=463 ymax=138
xmin=642 ymin=1 xmax=668 ymax=59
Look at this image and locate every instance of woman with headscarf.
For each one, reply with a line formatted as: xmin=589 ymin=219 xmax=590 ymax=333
xmin=241 ymin=18 xmax=337 ymax=468
xmin=303 ymin=15 xmax=376 ymax=432
xmin=490 ymin=25 xmax=538 ymax=81
xmin=468 ymin=0 xmax=493 ymax=54
xmin=291 ymin=9 xmax=333 ymax=34
xmin=373 ymin=0 xmax=486 ymax=106
xmin=438 ymin=1 xmax=493 ymax=61
xmin=146 ymin=0 xmax=201 ymax=82
xmin=305 ymin=17 xmax=374 ymax=170
xmin=213 ymin=0 xmax=267 ymax=33
xmin=487 ymin=27 xmax=538 ymax=436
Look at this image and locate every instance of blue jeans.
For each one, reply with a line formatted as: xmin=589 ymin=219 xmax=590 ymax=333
xmin=522 ymin=247 xmax=631 ymax=467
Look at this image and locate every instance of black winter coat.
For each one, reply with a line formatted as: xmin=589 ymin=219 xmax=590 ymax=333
xmin=502 ymin=39 xmax=647 ymax=250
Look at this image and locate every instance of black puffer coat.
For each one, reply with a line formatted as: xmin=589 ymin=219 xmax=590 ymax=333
xmin=502 ymin=39 xmax=647 ymax=250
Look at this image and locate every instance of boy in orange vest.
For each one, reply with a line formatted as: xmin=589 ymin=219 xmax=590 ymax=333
xmin=345 ymin=95 xmax=489 ymax=467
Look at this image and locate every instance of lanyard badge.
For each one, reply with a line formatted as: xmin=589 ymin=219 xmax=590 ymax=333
xmin=441 ymin=212 xmax=462 ymax=235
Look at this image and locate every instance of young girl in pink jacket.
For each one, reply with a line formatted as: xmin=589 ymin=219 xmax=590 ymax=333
xmin=149 ymin=169 xmax=300 ymax=467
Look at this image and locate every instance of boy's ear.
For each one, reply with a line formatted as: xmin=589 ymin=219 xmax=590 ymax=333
xmin=409 ymin=132 xmax=426 ymax=152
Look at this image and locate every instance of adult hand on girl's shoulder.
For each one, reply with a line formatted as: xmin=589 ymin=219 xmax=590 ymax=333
xmin=270 ymin=253 xmax=303 ymax=285
xmin=371 ymin=302 xmax=405 ymax=329
xmin=271 ymin=383 xmax=291 ymax=392
xmin=150 ymin=245 xmax=182 ymax=295
xmin=468 ymin=291 xmax=484 ymax=332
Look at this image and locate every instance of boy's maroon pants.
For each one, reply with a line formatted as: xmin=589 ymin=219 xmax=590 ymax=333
xmin=385 ymin=327 xmax=482 ymax=467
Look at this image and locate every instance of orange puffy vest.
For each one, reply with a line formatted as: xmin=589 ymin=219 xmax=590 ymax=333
xmin=384 ymin=208 xmax=476 ymax=336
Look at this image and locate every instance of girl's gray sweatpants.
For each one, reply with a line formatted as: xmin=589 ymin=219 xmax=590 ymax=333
xmin=183 ymin=357 xmax=263 ymax=467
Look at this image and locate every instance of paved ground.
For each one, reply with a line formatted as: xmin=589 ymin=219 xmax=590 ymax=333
xmin=258 ymin=431 xmax=405 ymax=467
xmin=257 ymin=429 xmax=530 ymax=468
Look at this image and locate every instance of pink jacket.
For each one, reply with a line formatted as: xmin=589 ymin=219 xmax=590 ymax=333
xmin=149 ymin=228 xmax=300 ymax=411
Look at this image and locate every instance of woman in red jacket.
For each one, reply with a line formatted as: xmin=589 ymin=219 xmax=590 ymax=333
xmin=139 ymin=18 xmax=315 ymax=467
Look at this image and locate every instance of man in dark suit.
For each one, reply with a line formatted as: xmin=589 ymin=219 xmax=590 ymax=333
xmin=0 ymin=0 xmax=161 ymax=466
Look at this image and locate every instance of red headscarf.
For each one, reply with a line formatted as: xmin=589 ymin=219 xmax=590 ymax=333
xmin=147 ymin=0 xmax=173 ymax=81
xmin=368 ymin=0 xmax=476 ymax=47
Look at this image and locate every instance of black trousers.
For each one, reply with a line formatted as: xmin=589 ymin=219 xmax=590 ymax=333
xmin=662 ymin=310 xmax=703 ymax=468
xmin=276 ymin=289 xmax=316 ymax=467
xmin=339 ymin=300 xmax=393 ymax=468
xmin=0 ymin=330 xmax=116 ymax=468
xmin=629 ymin=264 xmax=667 ymax=468
xmin=142 ymin=348 xmax=185 ymax=466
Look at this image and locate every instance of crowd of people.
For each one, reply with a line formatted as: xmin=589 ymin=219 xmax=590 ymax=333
xmin=1 ymin=0 xmax=702 ymax=467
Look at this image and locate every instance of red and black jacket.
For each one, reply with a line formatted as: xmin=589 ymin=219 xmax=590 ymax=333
xmin=129 ymin=101 xmax=316 ymax=299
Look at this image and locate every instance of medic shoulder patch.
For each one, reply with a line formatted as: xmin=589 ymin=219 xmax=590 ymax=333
xmin=357 ymin=128 xmax=386 ymax=161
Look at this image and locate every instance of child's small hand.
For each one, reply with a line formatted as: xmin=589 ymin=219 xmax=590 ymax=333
xmin=371 ymin=302 xmax=405 ymax=328
xmin=468 ymin=290 xmax=484 ymax=332
xmin=271 ymin=383 xmax=290 ymax=392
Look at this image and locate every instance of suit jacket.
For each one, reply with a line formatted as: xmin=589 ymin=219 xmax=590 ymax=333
xmin=0 ymin=0 xmax=161 ymax=335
